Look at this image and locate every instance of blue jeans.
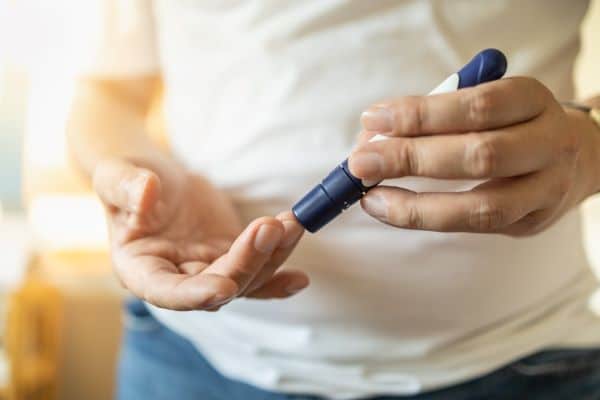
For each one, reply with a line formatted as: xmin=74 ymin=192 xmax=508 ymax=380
xmin=116 ymin=299 xmax=600 ymax=400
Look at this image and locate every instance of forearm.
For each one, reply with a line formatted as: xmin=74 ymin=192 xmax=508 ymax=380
xmin=66 ymin=77 xmax=175 ymax=179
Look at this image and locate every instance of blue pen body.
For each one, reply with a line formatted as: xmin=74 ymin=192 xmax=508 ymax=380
xmin=293 ymin=49 xmax=508 ymax=233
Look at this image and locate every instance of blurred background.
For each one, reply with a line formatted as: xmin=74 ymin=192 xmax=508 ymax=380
xmin=0 ymin=1 xmax=598 ymax=399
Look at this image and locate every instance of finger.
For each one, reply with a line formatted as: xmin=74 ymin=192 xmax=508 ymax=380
xmin=349 ymin=115 xmax=561 ymax=181
xmin=115 ymin=252 xmax=238 ymax=310
xmin=361 ymin=77 xmax=552 ymax=136
xmin=93 ymin=159 xmax=161 ymax=214
xmin=243 ymin=211 xmax=304 ymax=294
xmin=360 ymin=172 xmax=559 ymax=233
xmin=245 ymin=270 xmax=309 ymax=299
xmin=201 ymin=217 xmax=284 ymax=293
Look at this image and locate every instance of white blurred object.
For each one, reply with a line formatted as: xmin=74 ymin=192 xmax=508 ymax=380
xmin=0 ymin=0 xmax=156 ymax=76
xmin=0 ymin=0 xmax=101 ymax=73
xmin=24 ymin=73 xmax=75 ymax=170
xmin=0 ymin=209 xmax=31 ymax=288
xmin=28 ymin=194 xmax=108 ymax=252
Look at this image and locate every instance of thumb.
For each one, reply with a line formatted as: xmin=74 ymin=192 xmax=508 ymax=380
xmin=93 ymin=159 xmax=162 ymax=214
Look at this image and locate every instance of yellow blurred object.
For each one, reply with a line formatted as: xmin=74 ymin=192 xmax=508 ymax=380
xmin=6 ymin=277 xmax=62 ymax=400
xmin=0 ymin=251 xmax=124 ymax=400
xmin=34 ymin=251 xmax=124 ymax=400
xmin=16 ymin=25 xmax=164 ymax=400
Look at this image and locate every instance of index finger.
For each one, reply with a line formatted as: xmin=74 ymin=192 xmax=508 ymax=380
xmin=361 ymin=77 xmax=552 ymax=136
xmin=201 ymin=217 xmax=285 ymax=293
xmin=242 ymin=211 xmax=305 ymax=295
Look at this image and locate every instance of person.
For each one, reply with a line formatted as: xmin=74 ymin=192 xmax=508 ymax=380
xmin=65 ymin=1 xmax=600 ymax=399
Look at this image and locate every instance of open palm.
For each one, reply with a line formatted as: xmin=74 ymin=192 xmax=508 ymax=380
xmin=94 ymin=159 xmax=308 ymax=311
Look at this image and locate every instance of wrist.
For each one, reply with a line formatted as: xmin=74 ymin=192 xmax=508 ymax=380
xmin=582 ymin=96 xmax=600 ymax=110
xmin=581 ymin=97 xmax=600 ymax=196
xmin=564 ymin=105 xmax=600 ymax=200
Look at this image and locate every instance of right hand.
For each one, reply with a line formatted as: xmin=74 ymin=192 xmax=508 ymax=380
xmin=93 ymin=157 xmax=309 ymax=311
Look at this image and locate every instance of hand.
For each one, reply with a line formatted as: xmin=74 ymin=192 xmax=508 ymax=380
xmin=348 ymin=77 xmax=600 ymax=236
xmin=93 ymin=157 xmax=308 ymax=310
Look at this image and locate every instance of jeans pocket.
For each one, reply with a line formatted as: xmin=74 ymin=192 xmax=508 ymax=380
xmin=122 ymin=298 xmax=162 ymax=333
xmin=511 ymin=348 xmax=600 ymax=377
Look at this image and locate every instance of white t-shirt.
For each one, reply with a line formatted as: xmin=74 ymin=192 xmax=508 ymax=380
xmin=81 ymin=1 xmax=600 ymax=398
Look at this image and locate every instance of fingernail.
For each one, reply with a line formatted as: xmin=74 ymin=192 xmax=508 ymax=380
xmin=361 ymin=178 xmax=380 ymax=187
xmin=280 ymin=220 xmax=303 ymax=248
xmin=254 ymin=224 xmax=283 ymax=253
xmin=285 ymin=280 xmax=307 ymax=295
xmin=205 ymin=293 xmax=230 ymax=308
xmin=350 ymin=152 xmax=384 ymax=181
xmin=362 ymin=193 xmax=389 ymax=220
xmin=361 ymin=107 xmax=392 ymax=131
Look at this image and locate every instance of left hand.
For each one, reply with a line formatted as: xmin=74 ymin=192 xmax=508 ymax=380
xmin=348 ymin=77 xmax=600 ymax=236
xmin=94 ymin=158 xmax=308 ymax=311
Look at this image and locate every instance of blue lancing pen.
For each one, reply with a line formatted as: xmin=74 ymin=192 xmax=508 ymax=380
xmin=292 ymin=49 xmax=508 ymax=233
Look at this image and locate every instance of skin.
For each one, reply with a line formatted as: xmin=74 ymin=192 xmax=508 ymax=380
xmin=67 ymin=78 xmax=308 ymax=311
xmin=348 ymin=77 xmax=600 ymax=236
xmin=68 ymin=75 xmax=600 ymax=311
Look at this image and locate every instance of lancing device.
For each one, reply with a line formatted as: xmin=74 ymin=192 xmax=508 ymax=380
xmin=292 ymin=48 xmax=508 ymax=233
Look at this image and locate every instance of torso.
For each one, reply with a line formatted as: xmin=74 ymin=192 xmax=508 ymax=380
xmin=148 ymin=1 xmax=600 ymax=397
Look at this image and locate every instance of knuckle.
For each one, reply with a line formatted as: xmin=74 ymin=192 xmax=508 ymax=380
xmin=469 ymin=198 xmax=506 ymax=231
xmin=394 ymin=139 xmax=420 ymax=175
xmin=468 ymin=87 xmax=497 ymax=125
xmin=466 ymin=136 xmax=497 ymax=177
xmin=398 ymin=96 xmax=426 ymax=134
xmin=404 ymin=195 xmax=424 ymax=229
